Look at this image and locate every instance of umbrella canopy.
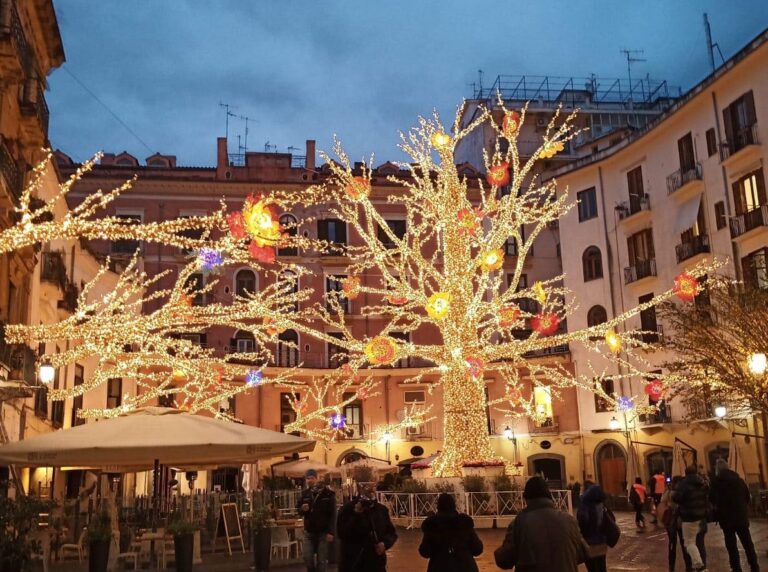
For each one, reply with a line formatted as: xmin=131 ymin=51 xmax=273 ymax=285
xmin=671 ymin=440 xmax=687 ymax=477
xmin=271 ymin=458 xmax=340 ymax=478
xmin=412 ymin=452 xmax=440 ymax=469
xmin=0 ymin=407 xmax=315 ymax=468
xmin=341 ymin=456 xmax=397 ymax=474
xmin=728 ymin=436 xmax=746 ymax=478
xmin=625 ymin=444 xmax=640 ymax=493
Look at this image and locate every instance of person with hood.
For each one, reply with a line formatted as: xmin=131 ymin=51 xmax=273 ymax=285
xmin=672 ymin=465 xmax=709 ymax=572
xmin=629 ymin=477 xmax=647 ymax=530
xmin=296 ymin=469 xmax=336 ymax=572
xmin=337 ymin=482 xmax=397 ymax=572
xmin=657 ymin=475 xmax=693 ymax=572
xmin=418 ymin=493 xmax=483 ymax=572
xmin=709 ymin=458 xmax=759 ymax=572
xmin=576 ymin=484 xmax=609 ymax=572
xmin=495 ymin=476 xmax=588 ymax=572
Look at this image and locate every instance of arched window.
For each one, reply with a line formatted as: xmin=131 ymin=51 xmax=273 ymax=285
xmin=276 ymin=329 xmax=299 ymax=367
xmin=582 ymin=246 xmax=603 ymax=281
xmin=279 ymin=270 xmax=299 ymax=312
xmin=278 ymin=214 xmax=298 ymax=256
xmin=587 ymin=305 xmax=608 ymax=327
xmin=232 ymin=330 xmax=255 ymax=353
xmin=235 ymin=268 xmax=256 ymax=297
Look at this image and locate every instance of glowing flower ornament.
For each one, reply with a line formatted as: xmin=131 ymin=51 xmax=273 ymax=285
xmin=617 ymin=396 xmax=634 ymax=411
xmin=243 ymin=195 xmax=281 ymax=246
xmin=533 ymin=282 xmax=547 ymax=304
xmin=502 ymin=111 xmax=521 ymax=137
xmin=486 ymin=163 xmax=510 ymax=187
xmin=246 ymin=370 xmax=263 ymax=387
xmin=386 ymin=293 xmax=408 ymax=306
xmin=532 ymin=313 xmax=560 ymax=336
xmin=344 ymin=176 xmax=370 ymax=200
xmin=431 ymin=131 xmax=452 ymax=149
xmin=499 ymin=305 xmax=521 ymax=327
xmin=364 ymin=336 xmax=398 ymax=365
xmin=197 ymin=248 xmax=224 ymax=271
xmin=457 ymin=207 xmax=483 ymax=237
xmin=479 ymin=248 xmax=504 ymax=272
xmin=342 ymin=276 xmax=361 ymax=300
xmin=227 ymin=212 xmax=246 ymax=239
xmin=263 ymin=317 xmax=282 ymax=337
xmin=540 ymin=140 xmax=565 ymax=159
xmin=673 ymin=272 xmax=698 ymax=302
xmin=465 ymin=356 xmax=485 ymax=380
xmin=604 ymin=329 xmax=622 ymax=353
xmin=426 ymin=292 xmax=451 ymax=320
xmin=329 ymin=413 xmax=346 ymax=429
xmin=644 ymin=379 xmax=664 ymax=401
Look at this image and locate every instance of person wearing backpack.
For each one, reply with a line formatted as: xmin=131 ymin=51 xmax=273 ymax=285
xmin=418 ymin=493 xmax=483 ymax=572
xmin=576 ymin=484 xmax=619 ymax=572
xmin=629 ymin=477 xmax=647 ymax=530
xmin=658 ymin=476 xmax=693 ymax=572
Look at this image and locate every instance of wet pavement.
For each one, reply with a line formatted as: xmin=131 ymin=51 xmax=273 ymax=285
xmin=52 ymin=512 xmax=768 ymax=570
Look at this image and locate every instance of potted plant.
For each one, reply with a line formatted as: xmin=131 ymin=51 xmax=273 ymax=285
xmin=167 ymin=517 xmax=197 ymax=572
xmin=0 ymin=494 xmax=54 ymax=572
xmin=251 ymin=506 xmax=274 ymax=572
xmin=86 ymin=511 xmax=112 ymax=572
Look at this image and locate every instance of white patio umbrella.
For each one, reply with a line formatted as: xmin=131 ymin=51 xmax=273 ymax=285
xmin=728 ymin=436 xmax=746 ymax=478
xmin=671 ymin=440 xmax=687 ymax=477
xmin=340 ymin=456 xmax=397 ymax=475
xmin=625 ymin=443 xmax=641 ymax=493
xmin=271 ymin=458 xmax=340 ymax=478
xmin=0 ymin=407 xmax=315 ymax=468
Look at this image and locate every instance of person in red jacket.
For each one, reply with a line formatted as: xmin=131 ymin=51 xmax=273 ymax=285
xmin=649 ymin=470 xmax=666 ymax=524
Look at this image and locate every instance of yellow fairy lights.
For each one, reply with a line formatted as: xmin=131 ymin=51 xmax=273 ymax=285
xmin=425 ymin=292 xmax=451 ymax=320
xmin=364 ymin=336 xmax=399 ymax=365
xmin=604 ymin=329 xmax=622 ymax=353
xmin=479 ymin=248 xmax=504 ymax=272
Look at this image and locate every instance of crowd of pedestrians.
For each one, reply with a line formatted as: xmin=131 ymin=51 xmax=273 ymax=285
xmin=293 ymin=461 xmax=761 ymax=572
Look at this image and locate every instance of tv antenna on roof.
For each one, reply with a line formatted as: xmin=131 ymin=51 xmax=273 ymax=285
xmin=287 ymin=145 xmax=299 ymax=152
xmin=620 ymin=49 xmax=645 ymax=107
xmin=264 ymin=140 xmax=277 ymax=152
xmin=238 ymin=115 xmax=254 ymax=153
xmin=218 ymin=102 xmax=238 ymax=140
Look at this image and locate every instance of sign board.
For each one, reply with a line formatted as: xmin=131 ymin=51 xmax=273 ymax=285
xmin=215 ymin=503 xmax=245 ymax=555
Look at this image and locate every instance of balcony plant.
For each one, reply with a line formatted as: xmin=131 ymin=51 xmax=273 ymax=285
xmin=250 ymin=506 xmax=275 ymax=572
xmin=85 ymin=511 xmax=112 ymax=572
xmin=0 ymin=494 xmax=54 ymax=572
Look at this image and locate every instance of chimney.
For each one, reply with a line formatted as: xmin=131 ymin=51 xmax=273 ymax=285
xmin=305 ymin=139 xmax=316 ymax=171
xmin=216 ymin=137 xmax=228 ymax=170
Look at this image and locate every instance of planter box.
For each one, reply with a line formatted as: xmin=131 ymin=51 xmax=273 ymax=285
xmin=461 ymin=465 xmax=505 ymax=478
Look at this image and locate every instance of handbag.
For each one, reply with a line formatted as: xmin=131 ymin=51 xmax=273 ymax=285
xmin=601 ymin=506 xmax=621 ymax=548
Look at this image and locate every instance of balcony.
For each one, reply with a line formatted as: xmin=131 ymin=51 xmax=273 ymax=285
xmin=0 ymin=1 xmax=33 ymax=82
xmin=523 ymin=343 xmax=570 ymax=359
xmin=339 ymin=423 xmax=367 ymax=441
xmin=57 ymin=283 xmax=79 ymax=314
xmin=730 ymin=205 xmax=768 ymax=239
xmin=666 ymin=163 xmax=702 ymax=196
xmin=624 ymin=259 xmax=657 ymax=285
xmin=401 ymin=420 xmax=437 ymax=440
xmin=617 ymin=194 xmax=651 ymax=221
xmin=640 ymin=402 xmax=671 ymax=425
xmin=0 ymin=138 xmax=21 ymax=205
xmin=40 ymin=252 xmax=67 ymax=290
xmin=720 ymin=124 xmax=760 ymax=164
xmin=20 ymin=80 xmax=49 ymax=144
xmin=675 ymin=234 xmax=710 ymax=263
xmin=636 ymin=324 xmax=664 ymax=345
xmin=528 ymin=415 xmax=559 ymax=434
xmin=0 ymin=330 xmax=37 ymax=385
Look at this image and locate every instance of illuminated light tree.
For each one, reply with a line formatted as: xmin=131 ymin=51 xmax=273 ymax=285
xmin=210 ymin=101 xmax=719 ymax=477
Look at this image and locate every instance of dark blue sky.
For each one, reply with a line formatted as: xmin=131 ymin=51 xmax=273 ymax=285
xmin=48 ymin=1 xmax=768 ymax=167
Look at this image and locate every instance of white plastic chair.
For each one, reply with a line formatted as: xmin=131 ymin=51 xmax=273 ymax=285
xmin=271 ymin=526 xmax=298 ymax=559
xmin=114 ymin=531 xmax=140 ymax=570
xmin=60 ymin=527 xmax=86 ymax=562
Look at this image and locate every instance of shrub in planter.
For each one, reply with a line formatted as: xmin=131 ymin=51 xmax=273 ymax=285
xmin=0 ymin=494 xmax=55 ymax=572
xmin=251 ymin=506 xmax=275 ymax=572
xmin=86 ymin=512 xmax=112 ymax=572
xmin=462 ymin=476 xmax=491 ymax=515
xmin=168 ymin=518 xmax=198 ymax=572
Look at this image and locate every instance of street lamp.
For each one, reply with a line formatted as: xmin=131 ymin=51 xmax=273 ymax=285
xmin=609 ymin=416 xmax=620 ymax=431
xmin=747 ymin=352 xmax=767 ymax=376
xmin=714 ymin=405 xmax=727 ymax=419
xmin=381 ymin=431 xmax=393 ymax=463
xmin=503 ymin=426 xmax=514 ymax=440
xmin=38 ymin=360 xmax=55 ymax=384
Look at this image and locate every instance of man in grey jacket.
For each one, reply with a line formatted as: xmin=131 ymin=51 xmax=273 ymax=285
xmin=495 ymin=476 xmax=589 ymax=572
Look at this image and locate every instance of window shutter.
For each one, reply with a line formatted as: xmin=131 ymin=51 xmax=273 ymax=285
xmin=337 ymin=221 xmax=347 ymax=245
xmin=317 ymin=220 xmax=328 ymax=241
xmin=756 ymin=168 xmax=766 ymax=206
xmin=744 ymin=90 xmax=757 ymax=126
xmin=732 ymin=180 xmax=745 ymax=216
xmin=722 ymin=104 xmax=734 ymax=144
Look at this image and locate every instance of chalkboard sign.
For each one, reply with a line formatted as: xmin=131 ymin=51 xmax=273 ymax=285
xmin=216 ymin=503 xmax=244 ymax=555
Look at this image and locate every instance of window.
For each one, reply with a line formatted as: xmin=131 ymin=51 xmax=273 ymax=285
xmin=107 ymin=378 xmax=122 ymax=409
xmin=705 ymin=128 xmax=717 ymax=157
xmin=326 ymin=275 xmax=349 ymax=314
xmin=639 ymin=293 xmax=659 ymax=339
xmin=594 ymin=378 xmax=614 ymax=413
xmin=186 ymin=273 xmax=205 ymax=306
xmin=377 ymin=220 xmax=406 ymax=248
xmin=111 ymin=214 xmax=142 ymax=254
xmin=582 ymin=246 xmax=603 ymax=281
xmin=276 ymin=329 xmax=299 ymax=366
xmin=587 ymin=305 xmax=608 ymax=327
xmin=342 ymin=392 xmax=364 ymax=439
xmin=533 ymin=386 xmax=553 ymax=424
xmin=327 ymin=332 xmax=348 ymax=366
xmin=404 ymin=390 xmax=425 ymax=404
xmin=626 ymin=166 xmax=645 ymax=213
xmin=279 ymin=270 xmax=299 ymax=312
xmin=158 ymin=392 xmax=175 ymax=408
xmin=714 ymin=201 xmax=726 ymax=230
xmin=732 ymin=168 xmax=766 ymax=216
xmin=677 ymin=132 xmax=696 ymax=173
xmin=34 ymin=385 xmax=48 ymax=419
xmin=71 ymin=365 xmax=86 ymax=426
xmin=178 ymin=332 xmax=206 ymax=347
xmin=233 ymin=331 xmax=256 ymax=353
xmin=277 ymin=214 xmax=298 ymax=256
xmin=742 ymin=248 xmax=768 ymax=291
xmin=577 ymin=187 xmax=598 ymax=222
xmin=280 ymin=392 xmax=300 ymax=434
xmin=627 ymin=229 xmax=655 ymax=266
xmin=235 ymin=269 xmax=256 ymax=297
xmin=504 ymin=237 xmax=518 ymax=256
xmin=680 ymin=202 xmax=707 ymax=246
xmin=317 ymin=218 xmax=347 ymax=254
xmin=722 ymin=91 xmax=757 ymax=155
xmin=177 ymin=214 xmax=204 ymax=255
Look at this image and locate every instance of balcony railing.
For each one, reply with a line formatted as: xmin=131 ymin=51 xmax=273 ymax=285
xmin=57 ymin=283 xmax=79 ymax=313
xmin=617 ymin=194 xmax=651 ymax=220
xmin=636 ymin=324 xmax=664 ymax=345
xmin=0 ymin=326 xmax=37 ymax=385
xmin=291 ymin=155 xmax=306 ymax=169
xmin=20 ymin=81 xmax=49 ymax=137
xmin=721 ymin=124 xmax=759 ymax=161
xmin=730 ymin=205 xmax=768 ymax=238
xmin=640 ymin=402 xmax=671 ymax=425
xmin=0 ymin=1 xmax=33 ymax=76
xmin=666 ymin=163 xmax=702 ymax=195
xmin=401 ymin=420 xmax=437 ymax=440
xmin=523 ymin=343 xmax=570 ymax=359
xmin=675 ymin=234 xmax=710 ymax=263
xmin=339 ymin=423 xmax=367 ymax=441
xmin=624 ymin=259 xmax=657 ymax=284
xmin=0 ymin=138 xmax=21 ymax=202
xmin=529 ymin=415 xmax=559 ymax=434
xmin=40 ymin=251 xmax=67 ymax=290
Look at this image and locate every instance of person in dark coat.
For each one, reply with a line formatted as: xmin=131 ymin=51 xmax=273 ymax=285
xmin=495 ymin=476 xmax=588 ymax=572
xmin=337 ymin=483 xmax=397 ymax=572
xmin=418 ymin=493 xmax=483 ymax=572
xmin=657 ymin=475 xmax=693 ymax=572
xmin=576 ymin=484 xmax=608 ymax=572
xmin=672 ymin=465 xmax=709 ymax=572
xmin=296 ymin=469 xmax=336 ymax=572
xmin=709 ymin=458 xmax=759 ymax=572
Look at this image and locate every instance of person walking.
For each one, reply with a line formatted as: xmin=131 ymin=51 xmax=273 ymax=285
xmin=710 ymin=458 xmax=760 ymax=572
xmin=337 ymin=482 xmax=397 ymax=572
xmin=418 ymin=493 xmax=483 ymax=572
xmin=650 ymin=470 xmax=666 ymax=524
xmin=657 ymin=476 xmax=693 ymax=572
xmin=495 ymin=476 xmax=588 ymax=571
xmin=576 ymin=484 xmax=610 ymax=572
xmin=673 ymin=465 xmax=709 ymax=572
xmin=296 ymin=469 xmax=336 ymax=572
xmin=629 ymin=477 xmax=647 ymax=530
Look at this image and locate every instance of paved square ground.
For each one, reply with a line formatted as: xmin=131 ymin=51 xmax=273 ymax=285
xmin=51 ymin=513 xmax=768 ymax=571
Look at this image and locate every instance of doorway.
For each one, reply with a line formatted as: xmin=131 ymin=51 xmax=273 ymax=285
xmin=528 ymin=454 xmax=565 ymax=490
xmin=596 ymin=442 xmax=627 ymax=496
xmin=646 ymin=450 xmax=672 ymax=479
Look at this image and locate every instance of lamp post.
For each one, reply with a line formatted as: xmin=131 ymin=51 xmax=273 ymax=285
xmin=38 ymin=359 xmax=55 ymax=384
xmin=714 ymin=405 xmax=727 ymax=419
xmin=382 ymin=431 xmax=392 ymax=463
